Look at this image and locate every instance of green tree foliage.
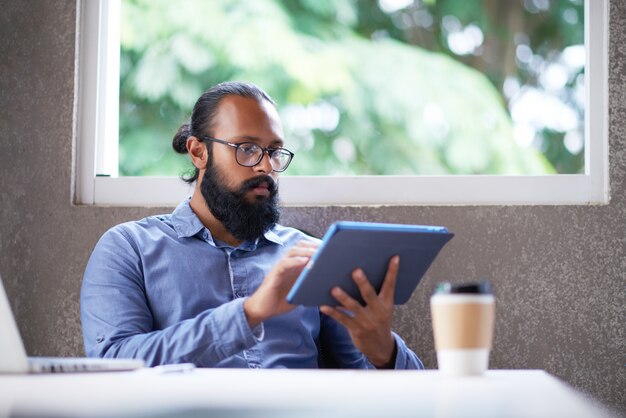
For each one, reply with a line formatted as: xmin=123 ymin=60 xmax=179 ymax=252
xmin=119 ymin=0 xmax=581 ymax=177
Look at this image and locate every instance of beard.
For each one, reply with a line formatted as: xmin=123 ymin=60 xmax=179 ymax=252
xmin=200 ymin=163 xmax=280 ymax=243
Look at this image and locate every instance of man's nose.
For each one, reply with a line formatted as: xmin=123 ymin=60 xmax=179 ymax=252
xmin=254 ymin=150 xmax=274 ymax=174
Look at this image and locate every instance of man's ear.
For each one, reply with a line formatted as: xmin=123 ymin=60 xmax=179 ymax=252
xmin=187 ymin=136 xmax=207 ymax=169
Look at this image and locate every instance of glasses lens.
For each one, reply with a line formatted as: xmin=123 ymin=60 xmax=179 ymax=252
xmin=270 ymin=149 xmax=293 ymax=171
xmin=236 ymin=143 xmax=263 ymax=166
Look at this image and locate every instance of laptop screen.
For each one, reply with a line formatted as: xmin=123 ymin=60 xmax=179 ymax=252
xmin=0 ymin=275 xmax=30 ymax=373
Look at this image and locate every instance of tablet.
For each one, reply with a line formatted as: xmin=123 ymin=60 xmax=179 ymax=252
xmin=286 ymin=221 xmax=454 ymax=307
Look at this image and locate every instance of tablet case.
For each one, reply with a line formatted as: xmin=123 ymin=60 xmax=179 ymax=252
xmin=286 ymin=221 xmax=454 ymax=306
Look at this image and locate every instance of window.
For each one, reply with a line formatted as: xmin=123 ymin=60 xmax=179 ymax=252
xmin=76 ymin=0 xmax=608 ymax=206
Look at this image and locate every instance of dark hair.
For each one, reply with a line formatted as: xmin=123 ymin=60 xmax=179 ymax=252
xmin=172 ymin=81 xmax=276 ymax=183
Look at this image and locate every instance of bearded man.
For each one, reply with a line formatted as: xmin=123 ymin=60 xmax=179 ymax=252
xmin=81 ymin=81 xmax=423 ymax=369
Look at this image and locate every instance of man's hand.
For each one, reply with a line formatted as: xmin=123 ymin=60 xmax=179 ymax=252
xmin=320 ymin=255 xmax=400 ymax=369
xmin=244 ymin=240 xmax=318 ymax=327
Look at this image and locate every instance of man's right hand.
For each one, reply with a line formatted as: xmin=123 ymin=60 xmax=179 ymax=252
xmin=243 ymin=240 xmax=318 ymax=327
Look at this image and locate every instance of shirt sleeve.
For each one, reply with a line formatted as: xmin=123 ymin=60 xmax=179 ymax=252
xmin=318 ymin=312 xmax=424 ymax=370
xmin=80 ymin=226 xmax=261 ymax=367
xmin=391 ymin=332 xmax=425 ymax=370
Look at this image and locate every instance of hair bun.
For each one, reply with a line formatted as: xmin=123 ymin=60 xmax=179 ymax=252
xmin=172 ymin=122 xmax=192 ymax=154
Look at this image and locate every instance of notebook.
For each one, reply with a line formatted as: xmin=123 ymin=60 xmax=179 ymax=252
xmin=0 ymin=274 xmax=144 ymax=373
xmin=287 ymin=221 xmax=454 ymax=306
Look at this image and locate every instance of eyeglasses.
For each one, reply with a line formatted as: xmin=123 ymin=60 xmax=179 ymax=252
xmin=198 ymin=135 xmax=295 ymax=172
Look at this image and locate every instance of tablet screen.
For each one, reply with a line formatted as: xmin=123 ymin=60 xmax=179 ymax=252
xmin=286 ymin=221 xmax=454 ymax=306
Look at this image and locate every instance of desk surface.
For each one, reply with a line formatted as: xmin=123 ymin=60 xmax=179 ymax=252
xmin=0 ymin=369 xmax=618 ymax=418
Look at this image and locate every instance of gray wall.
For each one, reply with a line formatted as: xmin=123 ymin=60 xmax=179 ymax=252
xmin=1 ymin=0 xmax=624 ymax=413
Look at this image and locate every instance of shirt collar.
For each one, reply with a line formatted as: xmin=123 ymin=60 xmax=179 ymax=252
xmin=171 ymin=198 xmax=285 ymax=247
xmin=171 ymin=198 xmax=206 ymax=239
xmin=263 ymin=228 xmax=283 ymax=246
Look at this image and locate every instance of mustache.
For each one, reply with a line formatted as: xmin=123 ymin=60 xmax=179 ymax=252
xmin=239 ymin=175 xmax=278 ymax=195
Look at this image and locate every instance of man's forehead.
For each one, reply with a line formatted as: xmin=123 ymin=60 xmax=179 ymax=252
xmin=213 ymin=95 xmax=284 ymax=141
xmin=215 ymin=95 xmax=277 ymax=120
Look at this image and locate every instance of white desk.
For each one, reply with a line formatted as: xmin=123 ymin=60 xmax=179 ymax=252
xmin=0 ymin=369 xmax=618 ymax=418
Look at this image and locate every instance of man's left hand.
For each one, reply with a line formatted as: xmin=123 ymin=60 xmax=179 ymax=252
xmin=320 ymin=255 xmax=399 ymax=369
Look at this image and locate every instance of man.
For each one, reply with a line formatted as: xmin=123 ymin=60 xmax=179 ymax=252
xmin=81 ymin=81 xmax=423 ymax=369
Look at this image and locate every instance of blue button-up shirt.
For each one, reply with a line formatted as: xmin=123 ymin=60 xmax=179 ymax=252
xmin=81 ymin=199 xmax=424 ymax=369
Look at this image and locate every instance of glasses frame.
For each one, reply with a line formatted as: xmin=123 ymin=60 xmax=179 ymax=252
xmin=198 ymin=135 xmax=295 ymax=172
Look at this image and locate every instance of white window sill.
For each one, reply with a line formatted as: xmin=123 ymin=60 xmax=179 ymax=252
xmin=86 ymin=174 xmax=609 ymax=207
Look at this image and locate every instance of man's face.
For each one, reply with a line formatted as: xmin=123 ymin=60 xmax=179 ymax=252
xmin=199 ymin=96 xmax=286 ymax=241
xmin=206 ymin=95 xmax=285 ymax=195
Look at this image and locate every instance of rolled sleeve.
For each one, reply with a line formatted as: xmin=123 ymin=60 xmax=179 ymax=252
xmin=205 ymin=298 xmax=264 ymax=358
xmin=391 ymin=332 xmax=425 ymax=370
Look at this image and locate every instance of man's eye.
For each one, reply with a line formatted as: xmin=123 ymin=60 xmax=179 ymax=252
xmin=239 ymin=144 xmax=259 ymax=155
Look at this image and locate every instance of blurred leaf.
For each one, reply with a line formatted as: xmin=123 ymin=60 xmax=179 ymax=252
xmin=118 ymin=0 xmax=581 ymax=177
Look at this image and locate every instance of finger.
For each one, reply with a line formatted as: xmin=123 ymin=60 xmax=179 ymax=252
xmin=287 ymin=247 xmax=317 ymax=258
xmin=352 ymin=269 xmax=379 ymax=307
xmin=320 ymin=305 xmax=354 ymax=327
xmin=290 ymin=241 xmax=318 ymax=252
xmin=294 ymin=240 xmax=319 ymax=249
xmin=280 ymin=256 xmax=311 ymax=268
xmin=331 ymin=286 xmax=366 ymax=314
xmin=379 ymin=255 xmax=399 ymax=302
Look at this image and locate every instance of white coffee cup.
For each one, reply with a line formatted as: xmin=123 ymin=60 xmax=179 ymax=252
xmin=430 ymin=282 xmax=495 ymax=376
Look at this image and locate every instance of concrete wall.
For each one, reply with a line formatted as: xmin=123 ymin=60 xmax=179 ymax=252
xmin=0 ymin=0 xmax=624 ymax=413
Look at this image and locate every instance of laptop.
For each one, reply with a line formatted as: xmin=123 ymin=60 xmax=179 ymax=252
xmin=0 ymin=275 xmax=144 ymax=373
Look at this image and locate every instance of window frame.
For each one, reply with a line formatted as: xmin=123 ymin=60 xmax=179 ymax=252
xmin=75 ymin=0 xmax=609 ymax=207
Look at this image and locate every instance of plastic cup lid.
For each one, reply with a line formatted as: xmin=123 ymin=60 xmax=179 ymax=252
xmin=434 ymin=281 xmax=492 ymax=295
